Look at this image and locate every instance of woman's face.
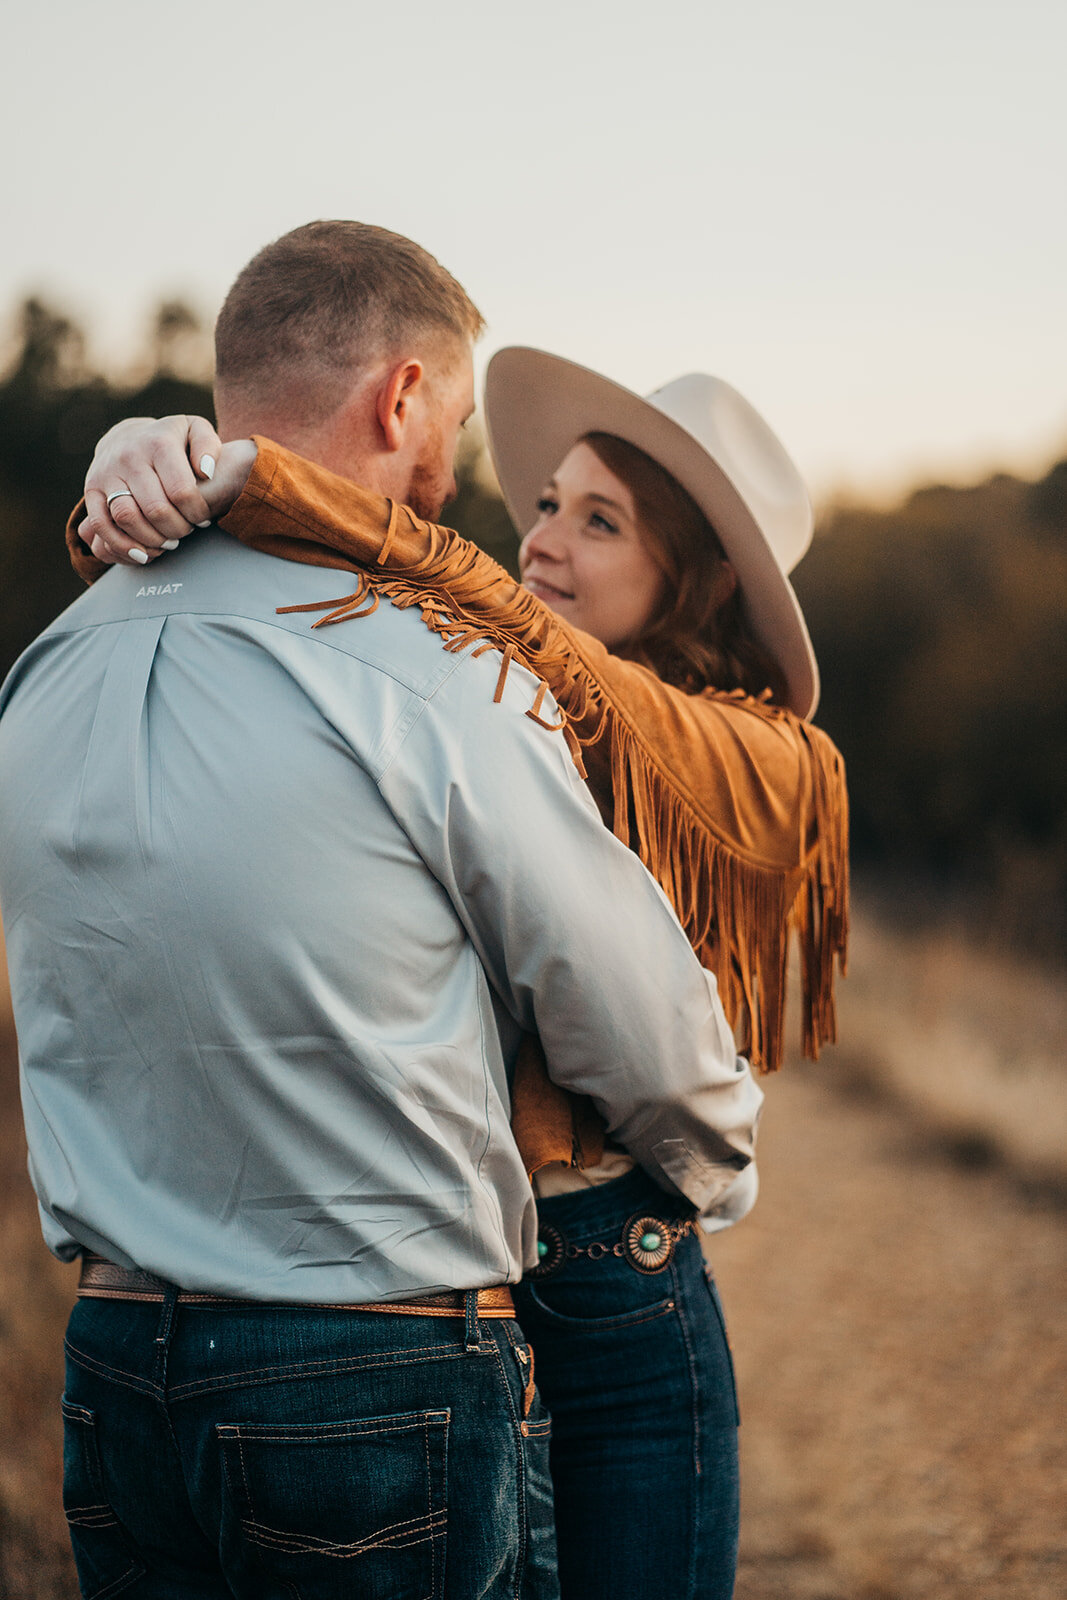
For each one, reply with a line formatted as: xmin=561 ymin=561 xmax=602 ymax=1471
xmin=518 ymin=442 xmax=666 ymax=648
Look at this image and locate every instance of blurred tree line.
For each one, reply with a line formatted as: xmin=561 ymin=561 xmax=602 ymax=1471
xmin=0 ymin=297 xmax=219 ymax=672
xmin=1 ymin=296 xmax=1065 ymax=954
xmin=794 ymin=468 xmax=1067 ymax=954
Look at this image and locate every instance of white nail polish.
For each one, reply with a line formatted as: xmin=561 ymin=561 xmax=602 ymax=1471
xmin=129 ymin=548 xmax=149 ymax=565
xmin=162 ymin=539 xmax=181 ymax=551
xmin=199 ymin=454 xmax=216 ymax=480
xmin=196 ymin=520 xmax=212 ymax=529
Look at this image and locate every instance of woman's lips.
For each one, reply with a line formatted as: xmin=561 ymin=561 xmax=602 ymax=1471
xmin=523 ymin=575 xmax=574 ymax=603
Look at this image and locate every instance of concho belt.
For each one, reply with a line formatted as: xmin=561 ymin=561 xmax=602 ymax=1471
xmin=531 ymin=1210 xmax=697 ymax=1278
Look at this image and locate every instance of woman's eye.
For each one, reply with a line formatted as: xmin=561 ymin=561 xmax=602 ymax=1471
xmin=590 ymin=513 xmax=618 ymax=534
xmin=535 ymin=495 xmax=558 ymax=516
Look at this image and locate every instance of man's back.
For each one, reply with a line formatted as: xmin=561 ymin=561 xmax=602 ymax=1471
xmin=0 ymin=530 xmax=761 ymax=1305
xmin=1 ymin=532 xmax=539 ymax=1296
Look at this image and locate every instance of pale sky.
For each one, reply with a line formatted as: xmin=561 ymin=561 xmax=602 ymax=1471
xmin=3 ymin=0 xmax=1064 ymax=500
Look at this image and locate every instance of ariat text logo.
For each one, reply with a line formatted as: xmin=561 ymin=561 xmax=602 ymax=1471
xmin=135 ymin=584 xmax=183 ymax=597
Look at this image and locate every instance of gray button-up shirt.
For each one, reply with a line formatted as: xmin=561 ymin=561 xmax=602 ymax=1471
xmin=0 ymin=529 xmax=762 ymax=1302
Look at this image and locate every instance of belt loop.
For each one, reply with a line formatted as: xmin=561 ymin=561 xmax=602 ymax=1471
xmin=153 ymin=1281 xmax=180 ymax=1349
xmin=463 ymin=1289 xmax=480 ymax=1352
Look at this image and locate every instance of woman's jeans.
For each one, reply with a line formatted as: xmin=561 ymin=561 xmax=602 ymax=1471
xmin=61 ymin=1293 xmax=558 ymax=1599
xmin=515 ymin=1167 xmax=740 ymax=1600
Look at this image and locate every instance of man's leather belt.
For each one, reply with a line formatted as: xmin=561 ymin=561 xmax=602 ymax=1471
xmin=77 ymin=1253 xmax=515 ymax=1318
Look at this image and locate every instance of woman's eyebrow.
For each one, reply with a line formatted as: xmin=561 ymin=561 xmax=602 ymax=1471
xmin=585 ymin=492 xmax=628 ymax=515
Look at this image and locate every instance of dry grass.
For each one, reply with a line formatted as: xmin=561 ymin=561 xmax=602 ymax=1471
xmin=831 ymin=909 xmax=1067 ymax=1190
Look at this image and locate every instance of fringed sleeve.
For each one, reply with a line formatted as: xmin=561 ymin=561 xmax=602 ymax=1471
xmin=66 ymin=504 xmax=111 ymax=585
xmin=219 ymin=438 xmax=849 ymax=1074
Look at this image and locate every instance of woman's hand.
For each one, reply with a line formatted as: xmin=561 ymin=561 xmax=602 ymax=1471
xmin=78 ymin=416 xmax=257 ymax=566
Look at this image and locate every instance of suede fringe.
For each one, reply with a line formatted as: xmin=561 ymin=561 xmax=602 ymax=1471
xmin=276 ymin=508 xmax=849 ymax=1072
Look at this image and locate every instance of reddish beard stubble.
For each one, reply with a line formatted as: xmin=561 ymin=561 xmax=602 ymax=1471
xmin=405 ymin=419 xmax=452 ymax=522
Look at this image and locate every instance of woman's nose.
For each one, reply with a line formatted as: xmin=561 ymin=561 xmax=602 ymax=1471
xmin=521 ymin=519 xmax=566 ymax=567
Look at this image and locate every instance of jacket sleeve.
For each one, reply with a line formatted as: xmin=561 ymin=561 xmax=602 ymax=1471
xmin=65 ymin=435 xmax=848 ymax=1069
xmin=66 ymin=504 xmax=110 ymax=586
xmin=217 ymin=438 xmax=850 ymax=1071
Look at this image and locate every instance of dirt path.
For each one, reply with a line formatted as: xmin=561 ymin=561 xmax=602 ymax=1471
xmin=2 ymin=1047 xmax=1065 ymax=1598
xmin=710 ymin=1064 xmax=1067 ymax=1600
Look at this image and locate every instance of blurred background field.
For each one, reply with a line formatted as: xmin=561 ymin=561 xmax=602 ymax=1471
xmin=0 ymin=299 xmax=1065 ymax=1596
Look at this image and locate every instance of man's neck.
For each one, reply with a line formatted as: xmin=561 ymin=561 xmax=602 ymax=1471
xmin=220 ymin=418 xmax=394 ymax=499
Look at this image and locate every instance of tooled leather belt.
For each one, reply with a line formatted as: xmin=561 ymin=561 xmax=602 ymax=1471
xmin=77 ymin=1252 xmax=516 ymax=1318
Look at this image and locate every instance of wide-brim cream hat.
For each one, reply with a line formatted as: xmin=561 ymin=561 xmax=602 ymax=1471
xmin=484 ymin=347 xmax=819 ymax=718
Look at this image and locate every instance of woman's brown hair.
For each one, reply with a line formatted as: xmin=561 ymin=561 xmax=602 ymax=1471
xmin=582 ymin=432 xmax=789 ymax=703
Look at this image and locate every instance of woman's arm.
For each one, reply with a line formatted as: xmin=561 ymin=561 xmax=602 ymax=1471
xmin=217 ymin=439 xmax=849 ymax=1070
xmin=66 ymin=427 xmax=848 ymax=1070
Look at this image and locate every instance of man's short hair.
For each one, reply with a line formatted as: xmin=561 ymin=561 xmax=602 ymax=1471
xmin=214 ymin=220 xmax=484 ymax=426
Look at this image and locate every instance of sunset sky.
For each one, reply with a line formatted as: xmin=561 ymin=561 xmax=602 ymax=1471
xmin=3 ymin=0 xmax=1064 ymax=500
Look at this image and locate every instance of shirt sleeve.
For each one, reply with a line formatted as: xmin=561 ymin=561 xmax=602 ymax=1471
xmin=213 ymin=438 xmax=848 ymax=1068
xmin=376 ymin=647 xmax=763 ymax=1216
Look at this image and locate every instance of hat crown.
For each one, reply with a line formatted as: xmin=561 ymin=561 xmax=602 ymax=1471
xmin=647 ymin=374 xmax=813 ymax=575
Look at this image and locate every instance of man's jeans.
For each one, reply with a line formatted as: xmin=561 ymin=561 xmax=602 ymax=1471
xmin=61 ymin=1292 xmax=558 ymax=1599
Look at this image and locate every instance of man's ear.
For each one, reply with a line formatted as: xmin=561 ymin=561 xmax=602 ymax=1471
xmin=375 ymin=358 xmax=425 ymax=453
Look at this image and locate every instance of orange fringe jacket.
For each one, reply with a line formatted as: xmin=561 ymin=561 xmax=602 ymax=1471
xmin=67 ymin=439 xmax=849 ymax=1172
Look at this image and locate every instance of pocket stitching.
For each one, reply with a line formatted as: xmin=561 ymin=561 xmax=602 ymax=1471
xmin=61 ymin=1405 xmax=147 ymax=1600
xmin=219 ymin=1408 xmax=449 ymax=1583
xmin=240 ymin=1505 xmax=447 ymax=1558
xmin=217 ymin=1410 xmax=450 ymax=1441
xmin=78 ymin=1569 xmax=145 ymax=1600
xmin=424 ymin=1405 xmax=441 ymax=1598
xmin=65 ymin=1506 xmax=117 ymax=1527
xmin=525 ymin=1283 xmax=677 ymax=1331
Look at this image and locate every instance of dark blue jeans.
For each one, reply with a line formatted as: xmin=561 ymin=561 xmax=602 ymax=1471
xmin=61 ymin=1292 xmax=558 ymax=1599
xmin=514 ymin=1168 xmax=740 ymax=1600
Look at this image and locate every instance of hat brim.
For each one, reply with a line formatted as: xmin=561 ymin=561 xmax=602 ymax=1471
xmin=484 ymin=347 xmax=819 ymax=719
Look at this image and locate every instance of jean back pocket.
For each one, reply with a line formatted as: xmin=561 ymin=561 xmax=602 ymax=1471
xmin=217 ymin=1408 xmax=449 ymax=1598
xmin=61 ymin=1399 xmax=146 ymax=1600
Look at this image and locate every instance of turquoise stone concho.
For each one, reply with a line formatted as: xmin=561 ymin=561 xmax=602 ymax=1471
xmin=623 ymin=1213 xmax=676 ymax=1273
xmin=530 ymin=1222 xmax=565 ymax=1278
